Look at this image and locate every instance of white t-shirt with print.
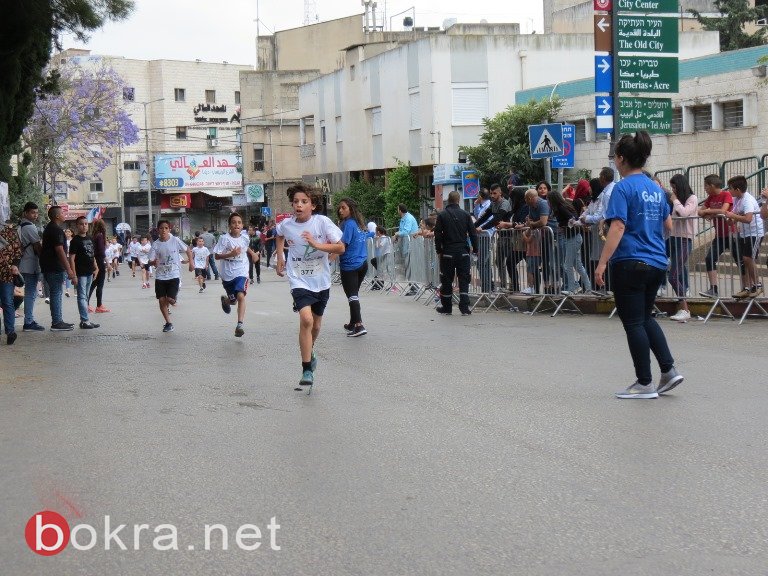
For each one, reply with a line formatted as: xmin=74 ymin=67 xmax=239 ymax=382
xmin=138 ymin=243 xmax=151 ymax=265
xmin=192 ymin=246 xmax=210 ymax=269
xmin=129 ymin=241 xmax=141 ymax=258
xmin=733 ymin=192 xmax=764 ymax=238
xmin=149 ymin=236 xmax=188 ymax=280
xmin=213 ymin=233 xmax=249 ymax=281
xmin=275 ymin=214 xmax=343 ymax=291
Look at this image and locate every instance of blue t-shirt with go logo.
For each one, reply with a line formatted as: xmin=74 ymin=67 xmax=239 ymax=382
xmin=605 ymin=173 xmax=670 ymax=270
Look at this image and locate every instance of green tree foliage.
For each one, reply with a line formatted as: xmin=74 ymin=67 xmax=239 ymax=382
xmin=331 ymin=177 xmax=386 ymax=223
xmin=690 ymin=0 xmax=767 ymax=51
xmin=8 ymin=151 xmax=46 ymax=220
xmin=0 ymin=0 xmax=134 ymax=188
xmin=383 ymin=161 xmax=419 ymax=228
xmin=458 ymin=97 xmax=563 ymax=188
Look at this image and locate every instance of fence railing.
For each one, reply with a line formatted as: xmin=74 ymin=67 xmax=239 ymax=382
xmin=361 ymin=214 xmax=768 ymax=324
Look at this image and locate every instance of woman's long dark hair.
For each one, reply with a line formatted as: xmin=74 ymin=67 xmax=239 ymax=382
xmin=547 ymin=189 xmax=576 ymax=220
xmin=337 ymin=197 xmax=365 ymax=229
xmin=669 ymin=174 xmax=695 ymax=206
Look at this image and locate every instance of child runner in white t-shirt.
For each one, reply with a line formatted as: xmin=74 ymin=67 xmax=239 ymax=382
xmin=191 ymin=236 xmax=210 ymax=293
xmin=129 ymin=237 xmax=141 ymax=277
xmin=276 ymin=183 xmax=344 ymax=389
xmin=138 ymin=236 xmax=152 ymax=289
xmin=213 ymin=213 xmax=259 ymax=337
xmin=148 ymin=221 xmax=193 ymax=333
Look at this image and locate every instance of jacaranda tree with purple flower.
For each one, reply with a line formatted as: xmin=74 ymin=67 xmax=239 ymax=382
xmin=23 ymin=61 xmax=140 ymax=196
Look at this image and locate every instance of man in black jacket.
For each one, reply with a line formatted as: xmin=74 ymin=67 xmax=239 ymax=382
xmin=434 ymin=191 xmax=478 ymax=316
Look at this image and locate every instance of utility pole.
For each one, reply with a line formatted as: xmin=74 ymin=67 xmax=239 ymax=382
xmin=141 ymin=97 xmax=164 ymax=231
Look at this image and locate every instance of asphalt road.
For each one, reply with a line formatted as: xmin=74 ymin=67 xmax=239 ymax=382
xmin=2 ymin=266 xmax=767 ymax=575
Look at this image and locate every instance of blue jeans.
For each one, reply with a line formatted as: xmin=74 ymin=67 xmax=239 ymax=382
xmin=666 ymin=237 xmax=692 ymax=298
xmin=43 ymin=271 xmax=66 ymax=324
xmin=611 ymin=260 xmax=675 ymax=385
xmin=22 ymin=272 xmax=40 ymax=325
xmin=77 ymin=275 xmax=93 ymax=322
xmin=0 ymin=281 xmax=15 ymax=335
xmin=561 ymin=233 xmax=591 ymax=292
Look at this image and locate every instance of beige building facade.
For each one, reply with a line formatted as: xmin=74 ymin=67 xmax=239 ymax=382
xmin=51 ymin=49 xmax=251 ymax=235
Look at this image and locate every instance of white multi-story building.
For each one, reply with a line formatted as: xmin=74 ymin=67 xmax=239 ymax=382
xmin=52 ymin=49 xmax=251 ymax=236
xmin=298 ymin=24 xmax=718 ymax=201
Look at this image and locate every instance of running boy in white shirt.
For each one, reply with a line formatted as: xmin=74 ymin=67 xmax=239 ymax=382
xmin=276 ymin=183 xmax=344 ymax=389
xmin=148 ymin=221 xmax=193 ymax=333
xmin=138 ymin=236 xmax=152 ymax=288
xmin=129 ymin=236 xmax=141 ymax=277
xmin=214 ymin=213 xmax=259 ymax=337
xmin=191 ymin=236 xmax=210 ymax=293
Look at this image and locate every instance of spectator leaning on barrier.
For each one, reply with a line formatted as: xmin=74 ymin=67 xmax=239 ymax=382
xmin=665 ymin=174 xmax=699 ymax=322
xmin=581 ymin=168 xmax=616 ymax=291
xmin=434 ymin=190 xmax=477 ymax=316
xmin=595 ymin=131 xmax=683 ymax=400
xmin=472 ymin=188 xmax=491 ymax=222
xmin=18 ymin=202 xmax=45 ymax=332
xmin=394 ymin=204 xmax=419 ymax=292
xmin=474 ymin=183 xmax=510 ymax=293
xmin=697 ymin=174 xmax=733 ymax=299
xmin=725 ymin=175 xmax=764 ymax=299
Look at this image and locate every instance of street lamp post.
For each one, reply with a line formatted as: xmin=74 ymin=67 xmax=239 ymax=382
xmin=141 ymin=97 xmax=164 ymax=231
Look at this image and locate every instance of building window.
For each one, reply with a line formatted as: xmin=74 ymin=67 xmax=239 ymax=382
xmin=451 ymin=83 xmax=489 ymax=126
xmin=89 ymin=182 xmax=103 ymax=193
xmin=123 ymin=87 xmax=135 ymax=102
xmin=208 ymin=127 xmax=218 ymax=139
xmin=671 ymin=108 xmax=683 ymax=133
xmin=692 ymin=105 xmax=712 ymax=132
xmin=409 ymin=91 xmax=420 ymax=130
xmin=176 ymin=126 xmax=187 ymax=139
xmin=174 ymin=88 xmax=186 ymax=102
xmin=234 ymin=91 xmax=241 ymax=105
xmin=320 ymin=120 xmax=326 ymax=144
xmin=123 ymin=160 xmax=140 ymax=170
xmin=253 ymin=144 xmax=265 ymax=171
xmin=572 ymin=120 xmax=587 ymax=143
xmin=371 ymin=108 xmax=382 ymax=136
xmin=335 ymin=116 xmax=343 ymax=142
xmin=722 ymin=100 xmax=743 ymax=129
xmin=205 ymin=90 xmax=216 ymax=104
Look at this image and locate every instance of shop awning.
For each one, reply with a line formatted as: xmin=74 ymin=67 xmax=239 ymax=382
xmin=161 ymin=189 xmax=235 ymax=198
xmin=199 ymin=189 xmax=235 ymax=198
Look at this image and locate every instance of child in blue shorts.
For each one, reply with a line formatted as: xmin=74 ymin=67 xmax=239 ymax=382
xmin=214 ymin=213 xmax=260 ymax=337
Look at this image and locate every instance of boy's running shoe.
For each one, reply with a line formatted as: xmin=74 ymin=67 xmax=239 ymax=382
xmin=220 ymin=295 xmax=231 ymax=314
xmin=162 ymin=322 xmax=174 ymax=333
xmin=235 ymin=322 xmax=244 ymax=337
xmin=299 ymin=370 xmax=314 ymax=386
xmin=310 ymin=351 xmax=317 ymax=372
xmin=733 ymin=288 xmax=750 ymax=299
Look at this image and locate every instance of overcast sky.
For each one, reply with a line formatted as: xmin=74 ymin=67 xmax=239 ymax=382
xmin=60 ymin=0 xmax=544 ymax=65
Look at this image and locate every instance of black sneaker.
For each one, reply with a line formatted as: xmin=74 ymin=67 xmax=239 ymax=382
xmin=220 ymin=295 xmax=231 ymax=314
xmin=435 ymin=306 xmax=452 ymax=315
xmin=22 ymin=322 xmax=45 ymax=332
xmin=459 ymin=307 xmax=472 ymax=316
xmin=162 ymin=322 xmax=174 ymax=332
xmin=50 ymin=321 xmax=74 ymax=332
xmin=257 ymin=277 xmax=261 ymax=284
xmin=235 ymin=322 xmax=244 ymax=337
xmin=79 ymin=321 xmax=100 ymax=329
xmin=199 ymin=288 xmax=204 ymax=293
xmin=343 ymin=322 xmax=353 ymax=332
xmin=202 ymin=282 xmax=206 ymax=289
xmin=7 ymin=332 xmax=17 ymax=345
xmin=347 ymin=325 xmax=367 ymax=337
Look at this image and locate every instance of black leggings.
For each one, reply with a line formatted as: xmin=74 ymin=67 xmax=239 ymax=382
xmin=248 ymin=253 xmax=261 ymax=280
xmin=340 ymin=263 xmax=368 ymax=325
xmin=89 ymin=260 xmax=106 ymax=307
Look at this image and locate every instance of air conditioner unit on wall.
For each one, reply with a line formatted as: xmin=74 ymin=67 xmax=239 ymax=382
xmin=208 ymin=138 xmax=219 ymax=147
xmin=88 ymin=192 xmax=99 ymax=201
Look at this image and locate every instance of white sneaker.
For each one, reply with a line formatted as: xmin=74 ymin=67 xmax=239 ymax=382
xmin=669 ymin=309 xmax=691 ymax=322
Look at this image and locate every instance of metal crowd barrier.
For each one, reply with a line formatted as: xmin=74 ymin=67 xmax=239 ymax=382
xmin=360 ymin=214 xmax=767 ymax=324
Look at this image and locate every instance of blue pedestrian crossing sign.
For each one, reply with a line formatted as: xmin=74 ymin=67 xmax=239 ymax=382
xmin=528 ymin=123 xmax=564 ymax=159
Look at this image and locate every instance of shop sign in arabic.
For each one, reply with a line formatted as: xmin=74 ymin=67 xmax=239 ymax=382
xmin=617 ymin=56 xmax=678 ymax=93
xmin=617 ymin=16 xmax=678 ymax=53
xmin=154 ymin=154 xmax=241 ymax=189
xmin=618 ymin=97 xmax=672 ymax=133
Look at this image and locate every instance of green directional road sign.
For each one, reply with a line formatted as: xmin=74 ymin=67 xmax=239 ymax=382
xmin=617 ymin=16 xmax=678 ymax=53
xmin=616 ymin=0 xmax=678 ymax=13
xmin=618 ymin=97 xmax=672 ymax=133
xmin=618 ymin=56 xmax=678 ymax=93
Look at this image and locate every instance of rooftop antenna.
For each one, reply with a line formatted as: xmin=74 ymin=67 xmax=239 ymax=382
xmin=304 ymin=0 xmax=319 ymax=25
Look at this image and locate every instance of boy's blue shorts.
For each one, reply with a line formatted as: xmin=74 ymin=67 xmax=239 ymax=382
xmin=222 ymin=277 xmax=248 ymax=302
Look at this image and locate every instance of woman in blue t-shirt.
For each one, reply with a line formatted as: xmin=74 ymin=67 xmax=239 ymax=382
xmin=595 ymin=131 xmax=684 ymax=400
xmin=337 ymin=198 xmax=372 ymax=337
